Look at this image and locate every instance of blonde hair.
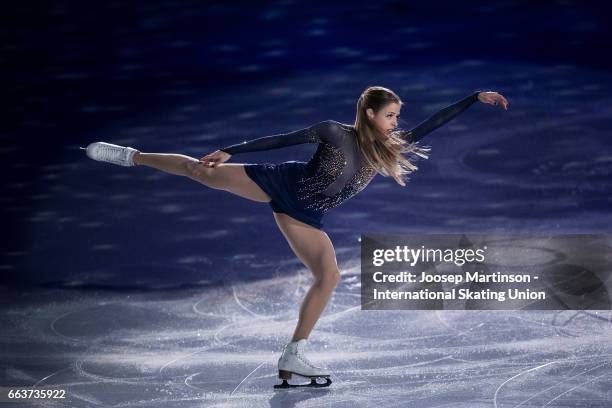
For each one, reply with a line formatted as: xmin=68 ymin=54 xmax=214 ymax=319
xmin=354 ymin=86 xmax=430 ymax=186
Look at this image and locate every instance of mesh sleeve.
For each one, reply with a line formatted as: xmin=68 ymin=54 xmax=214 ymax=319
xmin=403 ymin=91 xmax=480 ymax=143
xmin=219 ymin=121 xmax=328 ymax=155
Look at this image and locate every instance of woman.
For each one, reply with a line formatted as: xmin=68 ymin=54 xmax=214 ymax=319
xmin=82 ymin=86 xmax=509 ymax=387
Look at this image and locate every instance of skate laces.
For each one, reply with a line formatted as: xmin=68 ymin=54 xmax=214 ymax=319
xmin=100 ymin=145 xmax=125 ymax=161
xmin=295 ymin=342 xmax=320 ymax=369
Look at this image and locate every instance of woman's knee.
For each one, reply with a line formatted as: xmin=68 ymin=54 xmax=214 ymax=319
xmin=185 ymin=161 xmax=222 ymax=188
xmin=315 ymin=268 xmax=341 ymax=288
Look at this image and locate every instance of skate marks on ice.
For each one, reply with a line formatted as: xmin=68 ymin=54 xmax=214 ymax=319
xmin=493 ymin=359 xmax=610 ymax=408
xmin=2 ymin=261 xmax=612 ymax=407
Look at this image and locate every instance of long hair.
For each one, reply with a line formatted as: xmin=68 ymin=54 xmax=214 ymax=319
xmin=353 ymin=86 xmax=430 ymax=186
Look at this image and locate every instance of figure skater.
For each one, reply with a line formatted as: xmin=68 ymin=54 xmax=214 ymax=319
xmin=82 ymin=86 xmax=509 ymax=388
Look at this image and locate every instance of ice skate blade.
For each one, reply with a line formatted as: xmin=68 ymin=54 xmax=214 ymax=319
xmin=274 ymin=378 xmax=332 ymax=389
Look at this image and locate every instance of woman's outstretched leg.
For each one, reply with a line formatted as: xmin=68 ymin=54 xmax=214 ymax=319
xmin=83 ymin=142 xmax=271 ymax=203
xmin=135 ymin=152 xmax=270 ymax=202
xmin=133 ymin=152 xmax=196 ymax=177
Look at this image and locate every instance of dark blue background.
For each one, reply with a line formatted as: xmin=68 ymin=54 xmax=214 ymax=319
xmin=2 ymin=1 xmax=611 ymax=288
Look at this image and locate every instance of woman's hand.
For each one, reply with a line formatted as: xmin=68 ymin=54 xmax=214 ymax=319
xmin=477 ymin=91 xmax=509 ymax=110
xmin=200 ymin=150 xmax=232 ymax=167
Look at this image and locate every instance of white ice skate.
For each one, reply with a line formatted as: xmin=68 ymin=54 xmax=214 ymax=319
xmin=275 ymin=339 xmax=332 ymax=389
xmin=80 ymin=142 xmax=139 ymax=167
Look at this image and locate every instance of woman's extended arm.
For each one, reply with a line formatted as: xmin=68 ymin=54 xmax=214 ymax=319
xmin=201 ymin=120 xmax=334 ymax=167
xmin=219 ymin=121 xmax=327 ymax=155
xmin=403 ymin=91 xmax=508 ymax=143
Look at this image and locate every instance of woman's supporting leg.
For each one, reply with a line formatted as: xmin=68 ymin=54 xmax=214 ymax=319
xmin=273 ymin=212 xmax=341 ymax=341
xmin=133 ymin=152 xmax=271 ymax=203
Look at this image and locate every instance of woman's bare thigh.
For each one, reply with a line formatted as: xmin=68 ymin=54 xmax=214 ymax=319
xmin=273 ymin=212 xmax=339 ymax=280
xmin=186 ymin=162 xmax=271 ymax=203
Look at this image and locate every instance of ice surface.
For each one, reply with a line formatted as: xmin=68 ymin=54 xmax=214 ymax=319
xmin=2 ymin=260 xmax=612 ymax=407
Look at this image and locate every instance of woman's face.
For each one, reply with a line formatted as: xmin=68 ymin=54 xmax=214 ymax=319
xmin=367 ymin=102 xmax=401 ymax=137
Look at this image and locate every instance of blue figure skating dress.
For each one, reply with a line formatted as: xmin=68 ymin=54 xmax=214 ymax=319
xmin=220 ymin=92 xmax=480 ymax=229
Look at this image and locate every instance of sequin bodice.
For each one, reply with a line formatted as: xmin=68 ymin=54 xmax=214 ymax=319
xmin=222 ymin=120 xmax=377 ymax=212
xmin=220 ymin=92 xmax=480 ymax=213
xmin=293 ymin=122 xmax=378 ymax=212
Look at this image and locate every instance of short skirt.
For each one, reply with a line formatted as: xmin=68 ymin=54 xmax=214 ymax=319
xmin=243 ymin=161 xmax=325 ymax=229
